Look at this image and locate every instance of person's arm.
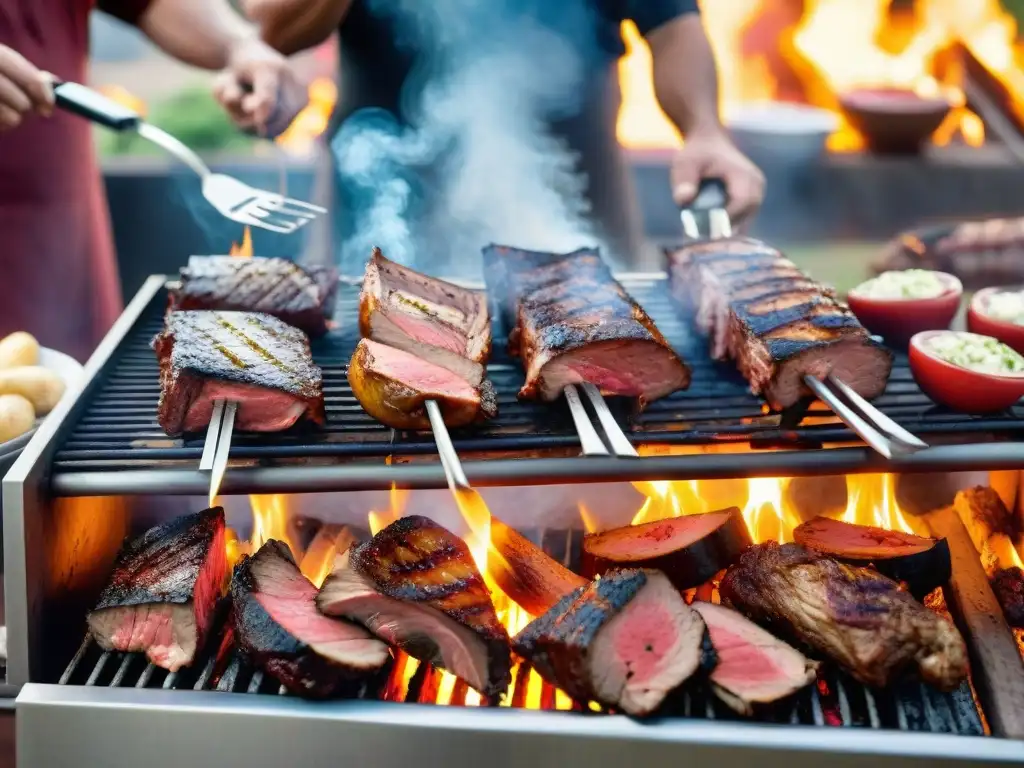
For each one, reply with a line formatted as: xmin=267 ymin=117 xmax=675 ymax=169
xmin=636 ymin=4 xmax=765 ymax=220
xmin=240 ymin=0 xmax=354 ymax=56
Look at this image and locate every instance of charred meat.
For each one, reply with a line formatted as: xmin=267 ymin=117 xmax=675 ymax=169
xmin=483 ymin=244 xmax=690 ymax=405
xmin=513 ymin=568 xmax=711 ymax=716
xmin=666 ymin=238 xmax=893 ymax=410
xmin=231 ymin=540 xmax=389 ymax=699
xmin=991 ymin=566 xmax=1024 ymax=629
xmin=153 ymin=310 xmax=325 ymax=435
xmin=692 ymin=601 xmax=818 ymax=715
xmin=360 ymin=248 xmax=491 ymax=387
xmin=348 ymin=338 xmax=496 ymax=430
xmin=317 ymin=515 xmax=511 ymax=698
xmin=170 ymin=255 xmax=338 ymax=336
xmin=720 ymin=542 xmax=969 ymax=690
xmin=87 ymin=507 xmax=226 ymax=671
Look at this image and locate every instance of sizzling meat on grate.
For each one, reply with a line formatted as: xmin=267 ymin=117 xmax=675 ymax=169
xmin=666 ymin=238 xmax=893 ymax=410
xmin=231 ymin=540 xmax=390 ymax=699
xmin=513 ymin=568 xmax=711 ymax=715
xmin=483 ymin=245 xmax=690 ymax=405
xmin=347 ymin=338 xmax=496 ymax=430
xmin=360 ymin=248 xmax=491 ymax=387
xmin=87 ymin=507 xmax=226 ymax=671
xmin=317 ymin=515 xmax=512 ymax=698
xmin=720 ymin=542 xmax=969 ymax=690
xmin=153 ymin=310 xmax=325 ymax=435
xmin=170 ymin=256 xmax=338 ymax=336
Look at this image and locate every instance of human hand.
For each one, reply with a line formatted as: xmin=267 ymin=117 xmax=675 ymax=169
xmin=0 ymin=45 xmax=53 ymax=131
xmin=670 ymin=131 xmax=765 ymax=224
xmin=212 ymin=37 xmax=306 ymax=137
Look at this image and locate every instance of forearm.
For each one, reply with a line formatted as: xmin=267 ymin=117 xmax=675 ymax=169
xmin=647 ymin=14 xmax=724 ymax=139
xmin=242 ymin=0 xmax=353 ymax=55
xmin=135 ymin=0 xmax=255 ymax=70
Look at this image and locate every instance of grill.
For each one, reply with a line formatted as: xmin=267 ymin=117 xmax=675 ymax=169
xmin=55 ymin=528 xmax=985 ymax=735
xmin=44 ymin=275 xmax=1024 ymax=497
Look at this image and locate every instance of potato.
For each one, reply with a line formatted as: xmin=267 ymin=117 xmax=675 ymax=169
xmin=0 ymin=332 xmax=39 ymax=369
xmin=0 ymin=394 xmax=35 ymax=443
xmin=0 ymin=366 xmax=66 ymax=414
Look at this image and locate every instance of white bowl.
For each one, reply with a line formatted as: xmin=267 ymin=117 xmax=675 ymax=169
xmin=0 ymin=347 xmax=85 ymax=459
xmin=726 ymin=102 xmax=839 ymax=166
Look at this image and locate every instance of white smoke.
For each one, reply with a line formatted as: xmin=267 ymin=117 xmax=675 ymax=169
xmin=332 ymin=0 xmax=608 ymax=278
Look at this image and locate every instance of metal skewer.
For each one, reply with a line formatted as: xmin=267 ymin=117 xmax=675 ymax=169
xmin=579 ymin=382 xmax=638 ymax=457
xmin=425 ymin=399 xmax=471 ymax=491
xmin=563 ymin=385 xmax=610 ymax=456
xmin=199 ymin=399 xmax=237 ymax=503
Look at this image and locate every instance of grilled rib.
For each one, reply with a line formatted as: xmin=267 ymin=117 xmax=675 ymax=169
xmin=484 ymin=244 xmax=690 ymax=405
xmin=153 ymin=310 xmax=325 ymax=435
xmin=666 ymin=237 xmax=892 ymax=410
xmin=170 ymin=256 xmax=338 ymax=336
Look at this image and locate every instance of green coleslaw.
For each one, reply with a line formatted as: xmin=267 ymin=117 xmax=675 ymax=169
xmin=854 ymin=269 xmax=947 ymax=299
xmin=926 ymin=333 xmax=1024 ymax=375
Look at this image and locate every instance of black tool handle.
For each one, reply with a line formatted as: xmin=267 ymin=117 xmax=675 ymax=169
xmin=683 ymin=177 xmax=728 ymax=214
xmin=53 ymin=81 xmax=141 ymax=131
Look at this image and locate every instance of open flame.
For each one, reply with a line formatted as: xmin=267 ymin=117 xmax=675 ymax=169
xmin=229 ymin=227 xmax=254 ymax=259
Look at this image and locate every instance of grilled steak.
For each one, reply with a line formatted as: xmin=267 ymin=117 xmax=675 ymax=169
xmin=872 ymin=218 xmax=1024 ymax=291
xmin=360 ymin=248 xmax=491 ymax=387
xmin=513 ymin=569 xmax=711 ymax=715
xmin=483 ymin=244 xmax=690 ymax=405
xmin=231 ymin=540 xmax=389 ymax=699
xmin=692 ymin=601 xmax=818 ymax=715
xmin=348 ymin=338 xmax=497 ymax=430
xmin=720 ymin=542 xmax=969 ymax=690
xmin=317 ymin=515 xmax=511 ymax=698
xmin=153 ymin=310 xmax=325 ymax=435
xmin=87 ymin=507 xmax=226 ymax=671
xmin=666 ymin=238 xmax=893 ymax=410
xmin=170 ymin=256 xmax=338 ymax=336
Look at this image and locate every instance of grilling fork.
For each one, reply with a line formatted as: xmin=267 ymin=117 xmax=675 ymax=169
xmin=682 ymin=178 xmax=928 ymax=459
xmin=52 ymin=81 xmax=325 ymax=235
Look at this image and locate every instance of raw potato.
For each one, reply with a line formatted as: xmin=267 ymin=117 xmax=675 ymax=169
xmin=0 ymin=394 xmax=35 ymax=443
xmin=0 ymin=366 xmax=65 ymax=414
xmin=0 ymin=332 xmax=39 ymax=369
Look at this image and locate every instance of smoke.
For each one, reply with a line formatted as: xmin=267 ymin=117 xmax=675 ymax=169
xmin=332 ymin=0 xmax=608 ymax=278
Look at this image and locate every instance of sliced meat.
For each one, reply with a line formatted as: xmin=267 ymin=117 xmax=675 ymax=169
xmin=153 ymin=310 xmax=325 ymax=436
xmin=170 ymin=255 xmax=338 ymax=336
xmin=489 ymin=516 xmax=587 ymax=616
xmin=991 ymin=566 xmax=1024 ymax=629
xmin=483 ymin=244 xmax=690 ymax=406
xmin=360 ymin=248 xmax=491 ymax=387
xmin=581 ymin=508 xmax=752 ymax=590
xmin=87 ymin=507 xmax=226 ymax=671
xmin=794 ymin=516 xmax=951 ymax=598
xmin=666 ymin=238 xmax=893 ymax=410
xmin=231 ymin=540 xmax=389 ymax=699
xmin=512 ymin=569 xmax=711 ymax=716
xmin=954 ymin=486 xmax=1024 ymax=576
xmin=692 ymin=601 xmax=818 ymax=715
xmin=317 ymin=515 xmax=511 ymax=698
xmin=720 ymin=542 xmax=969 ymax=690
xmin=348 ymin=338 xmax=497 ymax=430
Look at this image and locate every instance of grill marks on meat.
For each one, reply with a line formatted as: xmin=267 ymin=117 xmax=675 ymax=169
xmin=317 ymin=515 xmax=511 ymax=698
xmin=347 ymin=338 xmax=496 ymax=430
xmin=512 ymin=569 xmax=711 ymax=715
xmin=360 ymin=248 xmax=491 ymax=387
xmin=170 ymin=256 xmax=338 ymax=336
xmin=153 ymin=311 xmax=325 ymax=435
xmin=666 ymin=238 xmax=892 ymax=410
xmin=87 ymin=507 xmax=226 ymax=671
xmin=483 ymin=244 xmax=690 ymax=405
xmin=720 ymin=542 xmax=969 ymax=690
xmin=231 ymin=540 xmax=389 ymax=699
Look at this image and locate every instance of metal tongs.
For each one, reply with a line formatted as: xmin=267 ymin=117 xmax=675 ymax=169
xmin=53 ymin=81 xmax=325 ymax=235
xmin=683 ymin=179 xmax=928 ymax=460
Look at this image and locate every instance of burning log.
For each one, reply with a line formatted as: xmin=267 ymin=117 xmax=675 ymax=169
xmin=991 ymin=567 xmax=1024 ymax=629
xmin=953 ymin=486 xmax=1023 ymax=577
xmin=488 ymin=517 xmax=585 ymax=616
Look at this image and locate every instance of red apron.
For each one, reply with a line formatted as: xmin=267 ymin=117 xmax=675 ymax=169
xmin=0 ymin=0 xmax=126 ymax=363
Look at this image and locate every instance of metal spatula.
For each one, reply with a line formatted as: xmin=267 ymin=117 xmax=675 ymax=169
xmin=53 ymin=81 xmax=325 ymax=235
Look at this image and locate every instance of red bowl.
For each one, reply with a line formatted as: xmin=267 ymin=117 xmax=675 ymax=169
xmin=838 ymin=88 xmax=952 ymax=154
xmin=847 ymin=272 xmax=962 ymax=348
xmin=909 ymin=330 xmax=1024 ymax=413
xmin=967 ymin=287 xmax=1024 ymax=355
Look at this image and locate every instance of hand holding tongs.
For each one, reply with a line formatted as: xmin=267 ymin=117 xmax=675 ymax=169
xmin=52 ymin=81 xmax=324 ymax=235
xmin=682 ymin=178 xmax=928 ymax=459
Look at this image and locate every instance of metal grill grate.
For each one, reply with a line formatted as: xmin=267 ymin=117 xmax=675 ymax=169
xmin=58 ymin=528 xmax=985 ymax=735
xmin=50 ymin=277 xmax=1024 ymax=473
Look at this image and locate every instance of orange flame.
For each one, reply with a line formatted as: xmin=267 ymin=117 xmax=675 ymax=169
xmin=275 ymin=78 xmax=338 ymax=157
xmin=229 ymin=227 xmax=254 ymax=259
